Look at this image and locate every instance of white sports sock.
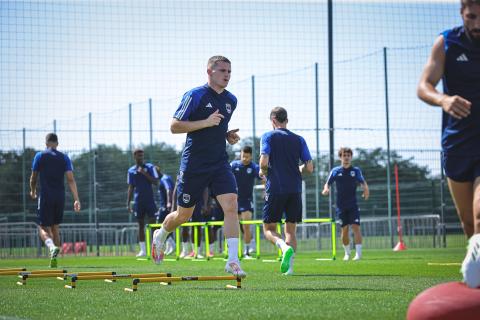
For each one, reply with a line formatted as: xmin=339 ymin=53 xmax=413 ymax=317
xmin=182 ymin=242 xmax=191 ymax=253
xmin=226 ymin=238 xmax=239 ymax=261
xmin=139 ymin=241 xmax=146 ymax=253
xmin=275 ymin=239 xmax=289 ymax=253
xmin=343 ymin=244 xmax=351 ymax=255
xmin=250 ymin=239 xmax=256 ymax=248
xmin=355 ymin=244 xmax=362 ymax=256
xmin=156 ymin=227 xmax=170 ymax=245
xmin=45 ymin=238 xmax=54 ymax=250
xmin=209 ymin=243 xmax=215 ymax=254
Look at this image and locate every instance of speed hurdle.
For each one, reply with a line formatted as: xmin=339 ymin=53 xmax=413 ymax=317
xmin=124 ymin=275 xmax=242 ymax=292
xmin=0 ymin=268 xmax=27 ymax=275
xmin=16 ymin=270 xmax=68 ymax=285
xmin=146 ymin=218 xmax=336 ymax=261
xmin=65 ymin=272 xmax=172 ymax=289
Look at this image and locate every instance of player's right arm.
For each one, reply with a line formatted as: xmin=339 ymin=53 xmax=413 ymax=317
xmin=321 ymin=169 xmax=335 ymax=196
xmin=417 ymin=35 xmax=471 ymax=119
xmin=29 ymin=152 xmax=42 ymax=199
xmin=170 ymin=110 xmax=224 ymax=133
xmin=126 ymin=170 xmax=134 ymax=213
xmin=170 ymin=92 xmax=224 ymax=134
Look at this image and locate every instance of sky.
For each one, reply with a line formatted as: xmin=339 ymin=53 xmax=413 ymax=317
xmin=0 ymin=0 xmax=462 ymax=174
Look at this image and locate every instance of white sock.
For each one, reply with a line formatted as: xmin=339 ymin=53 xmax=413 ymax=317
xmin=343 ymin=244 xmax=351 ymax=255
xmin=182 ymin=242 xmax=190 ymax=253
xmin=45 ymin=238 xmax=55 ymax=250
xmin=275 ymin=239 xmax=289 ymax=253
xmin=209 ymin=243 xmax=215 ymax=254
xmin=226 ymin=238 xmax=239 ymax=261
xmin=355 ymin=244 xmax=362 ymax=256
xmin=139 ymin=241 xmax=146 ymax=253
xmin=155 ymin=227 xmax=170 ymax=245
xmin=250 ymin=239 xmax=256 ymax=248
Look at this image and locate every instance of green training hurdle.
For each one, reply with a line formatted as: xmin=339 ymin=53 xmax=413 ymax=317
xmin=146 ymin=218 xmax=336 ymax=261
xmin=124 ymin=275 xmax=242 ymax=292
xmin=65 ymin=272 xmax=172 ymax=289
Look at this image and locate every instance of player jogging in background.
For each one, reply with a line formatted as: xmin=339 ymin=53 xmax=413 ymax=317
xmin=417 ymin=0 xmax=480 ymax=288
xmin=259 ymin=106 xmax=313 ymax=275
xmin=231 ymin=145 xmax=261 ymax=257
xmin=152 ymin=55 xmax=246 ymax=278
xmin=30 ymin=133 xmax=81 ymax=268
xmin=322 ymin=147 xmax=369 ymax=261
xmin=155 ymin=165 xmax=175 ymax=255
xmin=127 ymin=148 xmax=159 ymax=257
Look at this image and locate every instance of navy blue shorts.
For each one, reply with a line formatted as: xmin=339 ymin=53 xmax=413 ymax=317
xmin=190 ymin=204 xmax=205 ymax=222
xmin=336 ymin=205 xmax=360 ymax=227
xmin=37 ymin=193 xmax=65 ymax=227
xmin=443 ymin=154 xmax=480 ymax=182
xmin=176 ymin=167 xmax=237 ymax=208
xmin=156 ymin=208 xmax=169 ymax=223
xmin=263 ymin=193 xmax=302 ymax=223
xmin=238 ymin=198 xmax=253 ymax=214
xmin=134 ymin=200 xmax=157 ymax=220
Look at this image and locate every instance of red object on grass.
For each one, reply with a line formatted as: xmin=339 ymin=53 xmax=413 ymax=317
xmin=394 ymin=163 xmax=406 ymax=251
xmin=407 ymin=282 xmax=480 ymax=320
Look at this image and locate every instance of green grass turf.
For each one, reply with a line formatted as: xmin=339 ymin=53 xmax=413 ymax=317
xmin=0 ymin=248 xmax=465 ymax=320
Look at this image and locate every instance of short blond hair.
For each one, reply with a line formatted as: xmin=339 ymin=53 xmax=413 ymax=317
xmin=207 ymin=56 xmax=231 ymax=69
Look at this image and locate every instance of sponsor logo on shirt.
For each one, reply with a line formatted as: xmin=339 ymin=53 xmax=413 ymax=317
xmin=226 ymin=103 xmax=232 ymax=114
xmin=456 ymin=53 xmax=468 ymax=62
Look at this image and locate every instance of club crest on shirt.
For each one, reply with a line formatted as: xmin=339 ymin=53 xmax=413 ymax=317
xmin=247 ymin=168 xmax=252 ymax=174
xmin=350 ymin=171 xmax=355 ymax=177
xmin=183 ymin=193 xmax=191 ymax=203
xmin=225 ymin=103 xmax=232 ymax=114
xmin=265 ymin=193 xmax=269 ymax=201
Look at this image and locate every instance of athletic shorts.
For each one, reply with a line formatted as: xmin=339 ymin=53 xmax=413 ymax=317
xmin=37 ymin=192 xmax=65 ymax=226
xmin=156 ymin=208 xmax=169 ymax=223
xmin=190 ymin=203 xmax=205 ymax=222
xmin=263 ymin=192 xmax=302 ymax=223
xmin=443 ymin=154 xmax=480 ymax=182
xmin=134 ymin=200 xmax=157 ymax=219
xmin=176 ymin=167 xmax=237 ymax=208
xmin=238 ymin=198 xmax=253 ymax=214
xmin=336 ymin=205 xmax=360 ymax=227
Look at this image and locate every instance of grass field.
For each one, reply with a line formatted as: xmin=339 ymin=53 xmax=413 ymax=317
xmin=0 ymin=248 xmax=465 ymax=320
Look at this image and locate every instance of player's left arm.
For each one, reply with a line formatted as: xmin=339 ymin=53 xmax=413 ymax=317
xmin=139 ymin=165 xmax=159 ymax=186
xmin=226 ymin=128 xmax=240 ymax=145
xmin=299 ymin=136 xmax=314 ymax=175
xmin=356 ymin=168 xmax=369 ymax=200
xmin=65 ymin=171 xmax=81 ymax=212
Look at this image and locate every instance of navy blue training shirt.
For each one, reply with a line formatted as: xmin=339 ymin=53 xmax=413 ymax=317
xmin=326 ymin=166 xmax=365 ymax=210
xmin=174 ymin=84 xmax=237 ymax=173
xmin=260 ymin=128 xmax=312 ymax=194
xmin=442 ymin=26 xmax=480 ymax=156
xmin=127 ymin=163 xmax=158 ymax=202
xmin=32 ymin=148 xmax=73 ymax=194
xmin=231 ymin=160 xmax=260 ymax=201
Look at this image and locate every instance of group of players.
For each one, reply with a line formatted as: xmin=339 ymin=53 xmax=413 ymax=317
xmin=30 ymin=0 xmax=480 ymax=285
